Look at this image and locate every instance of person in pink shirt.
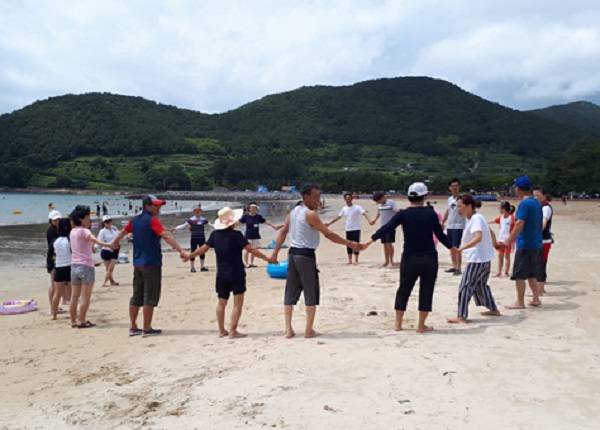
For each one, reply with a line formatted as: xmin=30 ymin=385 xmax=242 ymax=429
xmin=69 ymin=205 xmax=116 ymax=328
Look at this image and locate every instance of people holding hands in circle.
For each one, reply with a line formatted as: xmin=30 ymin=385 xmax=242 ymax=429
xmin=234 ymin=202 xmax=282 ymax=268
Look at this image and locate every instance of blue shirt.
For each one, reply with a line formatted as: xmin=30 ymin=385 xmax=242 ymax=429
xmin=239 ymin=214 xmax=266 ymax=240
xmin=129 ymin=210 xmax=163 ymax=267
xmin=515 ymin=197 xmax=543 ymax=249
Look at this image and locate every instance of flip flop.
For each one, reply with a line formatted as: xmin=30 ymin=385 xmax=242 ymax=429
xmin=77 ymin=321 xmax=96 ymax=328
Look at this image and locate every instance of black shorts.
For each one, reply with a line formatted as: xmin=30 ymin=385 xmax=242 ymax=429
xmin=131 ymin=267 xmax=162 ymax=307
xmin=511 ymin=248 xmax=543 ymax=281
xmin=381 ymin=229 xmax=396 ymax=244
xmin=101 ymin=249 xmax=119 ymax=261
xmin=190 ymin=238 xmax=206 ymax=261
xmin=284 ymin=251 xmax=320 ymax=306
xmin=54 ymin=266 xmax=71 ymax=283
xmin=215 ymin=277 xmax=246 ymax=300
xmin=447 ymin=229 xmax=464 ymax=248
xmin=346 ymin=230 xmax=361 ymax=255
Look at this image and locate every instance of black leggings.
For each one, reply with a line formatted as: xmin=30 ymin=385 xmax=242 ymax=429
xmin=395 ymin=254 xmax=438 ymax=312
xmin=345 ymin=230 xmax=360 ymax=255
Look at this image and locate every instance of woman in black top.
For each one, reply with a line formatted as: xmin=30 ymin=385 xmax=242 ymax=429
xmin=365 ymin=183 xmax=455 ymax=333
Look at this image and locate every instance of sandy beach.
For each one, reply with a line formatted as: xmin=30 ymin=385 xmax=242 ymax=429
xmin=1 ymin=196 xmax=599 ymax=429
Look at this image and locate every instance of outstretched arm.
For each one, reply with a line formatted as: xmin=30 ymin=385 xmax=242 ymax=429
xmin=265 ymin=220 xmax=283 ymax=230
xmin=270 ymin=215 xmax=290 ymax=261
xmin=306 ymin=210 xmax=359 ymax=251
xmin=183 ymin=243 xmax=211 ymax=261
xmin=245 ymin=244 xmax=278 ymax=264
xmin=159 ymin=230 xmax=185 ymax=254
xmin=325 ymin=215 xmax=342 ymax=227
xmin=369 ymin=211 xmax=380 ymax=226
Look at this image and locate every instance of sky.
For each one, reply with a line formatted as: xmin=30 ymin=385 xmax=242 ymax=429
xmin=2 ymin=0 xmax=600 ymax=115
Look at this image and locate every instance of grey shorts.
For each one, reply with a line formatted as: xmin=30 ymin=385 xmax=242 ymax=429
xmin=284 ymin=253 xmax=320 ymax=306
xmin=71 ymin=264 xmax=95 ymax=286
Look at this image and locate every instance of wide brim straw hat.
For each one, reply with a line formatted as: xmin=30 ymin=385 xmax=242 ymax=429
xmin=214 ymin=206 xmax=243 ymax=230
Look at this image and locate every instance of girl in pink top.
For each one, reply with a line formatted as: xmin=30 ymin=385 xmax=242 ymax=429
xmin=69 ymin=205 xmax=115 ymax=328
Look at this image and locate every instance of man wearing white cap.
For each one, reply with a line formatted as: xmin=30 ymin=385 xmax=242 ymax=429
xmin=183 ymin=206 xmax=276 ymax=338
xmin=271 ymin=184 xmax=361 ymax=339
xmin=112 ymin=195 xmax=185 ymax=337
xmin=364 ymin=182 xmax=455 ymax=333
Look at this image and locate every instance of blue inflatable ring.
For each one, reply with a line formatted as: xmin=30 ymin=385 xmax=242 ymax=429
xmin=267 ymin=260 xmax=288 ymax=279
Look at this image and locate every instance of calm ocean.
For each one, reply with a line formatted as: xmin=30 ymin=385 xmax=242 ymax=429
xmin=0 ymin=193 xmax=295 ymax=269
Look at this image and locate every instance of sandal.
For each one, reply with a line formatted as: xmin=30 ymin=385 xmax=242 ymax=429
xmin=77 ymin=321 xmax=96 ymax=328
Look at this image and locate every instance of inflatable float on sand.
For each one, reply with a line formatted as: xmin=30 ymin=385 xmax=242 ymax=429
xmin=0 ymin=299 xmax=38 ymax=315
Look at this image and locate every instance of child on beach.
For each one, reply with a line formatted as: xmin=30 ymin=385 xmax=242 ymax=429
xmin=182 ymin=206 xmax=277 ymax=338
xmin=235 ymin=202 xmax=282 ymax=268
xmin=488 ymin=201 xmax=516 ymax=277
xmin=98 ymin=215 xmax=121 ymax=287
xmin=69 ymin=205 xmax=116 ymax=328
xmin=51 ymin=218 xmax=72 ymax=320
xmin=172 ymin=205 xmax=212 ymax=273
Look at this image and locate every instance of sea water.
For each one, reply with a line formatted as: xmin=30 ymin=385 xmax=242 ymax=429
xmin=0 ymin=194 xmax=297 ymax=270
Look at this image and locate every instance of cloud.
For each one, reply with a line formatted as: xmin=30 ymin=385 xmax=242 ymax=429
xmin=1 ymin=0 xmax=600 ymax=114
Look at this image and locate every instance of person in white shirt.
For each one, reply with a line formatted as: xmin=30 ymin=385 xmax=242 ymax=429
xmin=326 ymin=193 xmax=372 ymax=265
xmin=98 ymin=215 xmax=121 ymax=287
xmin=52 ymin=218 xmax=72 ymax=320
xmin=447 ymin=194 xmax=501 ymax=323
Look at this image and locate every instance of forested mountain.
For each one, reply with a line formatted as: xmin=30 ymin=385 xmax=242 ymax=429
xmin=0 ymin=77 xmax=598 ymax=192
xmin=528 ymin=101 xmax=600 ymax=133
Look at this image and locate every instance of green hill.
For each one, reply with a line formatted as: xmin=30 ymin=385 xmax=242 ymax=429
xmin=528 ymin=101 xmax=600 ymax=133
xmin=0 ymin=77 xmax=596 ymax=192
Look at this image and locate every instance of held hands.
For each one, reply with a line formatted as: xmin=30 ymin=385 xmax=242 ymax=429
xmin=267 ymin=255 xmax=279 ymax=265
xmin=109 ymin=242 xmax=119 ymax=250
xmin=181 ymin=251 xmax=191 ymax=262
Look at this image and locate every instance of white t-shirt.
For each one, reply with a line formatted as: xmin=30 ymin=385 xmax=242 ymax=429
xmin=378 ymin=199 xmax=398 ymax=226
xmin=53 ymin=237 xmax=72 ymax=268
xmin=542 ymin=205 xmax=552 ymax=221
xmin=98 ymin=226 xmax=119 ymax=251
xmin=338 ymin=204 xmax=366 ymax=231
xmin=446 ymin=196 xmax=466 ymax=229
xmin=461 ymin=212 xmax=495 ymax=263
xmin=496 ymin=214 xmax=515 ymax=242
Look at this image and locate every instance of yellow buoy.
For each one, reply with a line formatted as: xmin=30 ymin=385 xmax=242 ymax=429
xmin=13 ymin=210 xmax=22 ymax=214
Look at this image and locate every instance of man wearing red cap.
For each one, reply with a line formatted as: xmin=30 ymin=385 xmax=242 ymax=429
xmin=113 ymin=195 xmax=185 ymax=337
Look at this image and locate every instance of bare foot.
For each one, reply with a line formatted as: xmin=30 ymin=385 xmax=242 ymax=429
xmin=505 ymin=303 xmax=526 ymax=310
xmin=101 ymin=284 xmax=109 ymax=288
xmin=504 ymin=273 xmax=510 ymax=278
xmin=285 ymin=330 xmax=296 ymax=339
xmin=304 ymin=330 xmax=321 ymax=339
xmin=51 ymin=316 xmax=57 ymax=320
xmin=394 ymin=325 xmax=403 ymax=331
xmin=353 ymin=262 xmax=359 ymax=266
xmin=218 ymin=330 xmax=230 ymax=338
xmin=446 ymin=317 xmax=468 ymax=324
xmin=416 ymin=325 xmax=434 ymax=333
xmin=110 ymin=281 xmax=120 ymax=286
xmin=346 ymin=262 xmax=352 ymax=266
xmin=492 ymin=273 xmax=502 ymax=277
xmin=229 ymin=331 xmax=247 ymax=339
xmin=528 ymin=300 xmax=542 ymax=307
xmin=481 ymin=310 xmax=502 ymax=316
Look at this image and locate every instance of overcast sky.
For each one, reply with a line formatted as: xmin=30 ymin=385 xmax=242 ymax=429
xmin=2 ymin=0 xmax=600 ymax=115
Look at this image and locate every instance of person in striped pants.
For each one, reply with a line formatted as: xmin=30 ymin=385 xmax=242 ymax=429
xmin=447 ymin=194 xmax=501 ymax=323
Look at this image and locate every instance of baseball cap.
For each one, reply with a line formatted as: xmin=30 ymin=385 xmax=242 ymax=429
xmin=102 ymin=215 xmax=112 ymax=222
xmin=48 ymin=210 xmax=62 ymax=220
xmin=514 ymin=176 xmax=532 ymax=188
xmin=142 ymin=194 xmax=166 ymax=206
xmin=407 ymin=182 xmax=428 ymax=197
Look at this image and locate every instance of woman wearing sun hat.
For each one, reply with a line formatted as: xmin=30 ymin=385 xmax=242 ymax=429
xmin=183 ymin=206 xmax=277 ymax=339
